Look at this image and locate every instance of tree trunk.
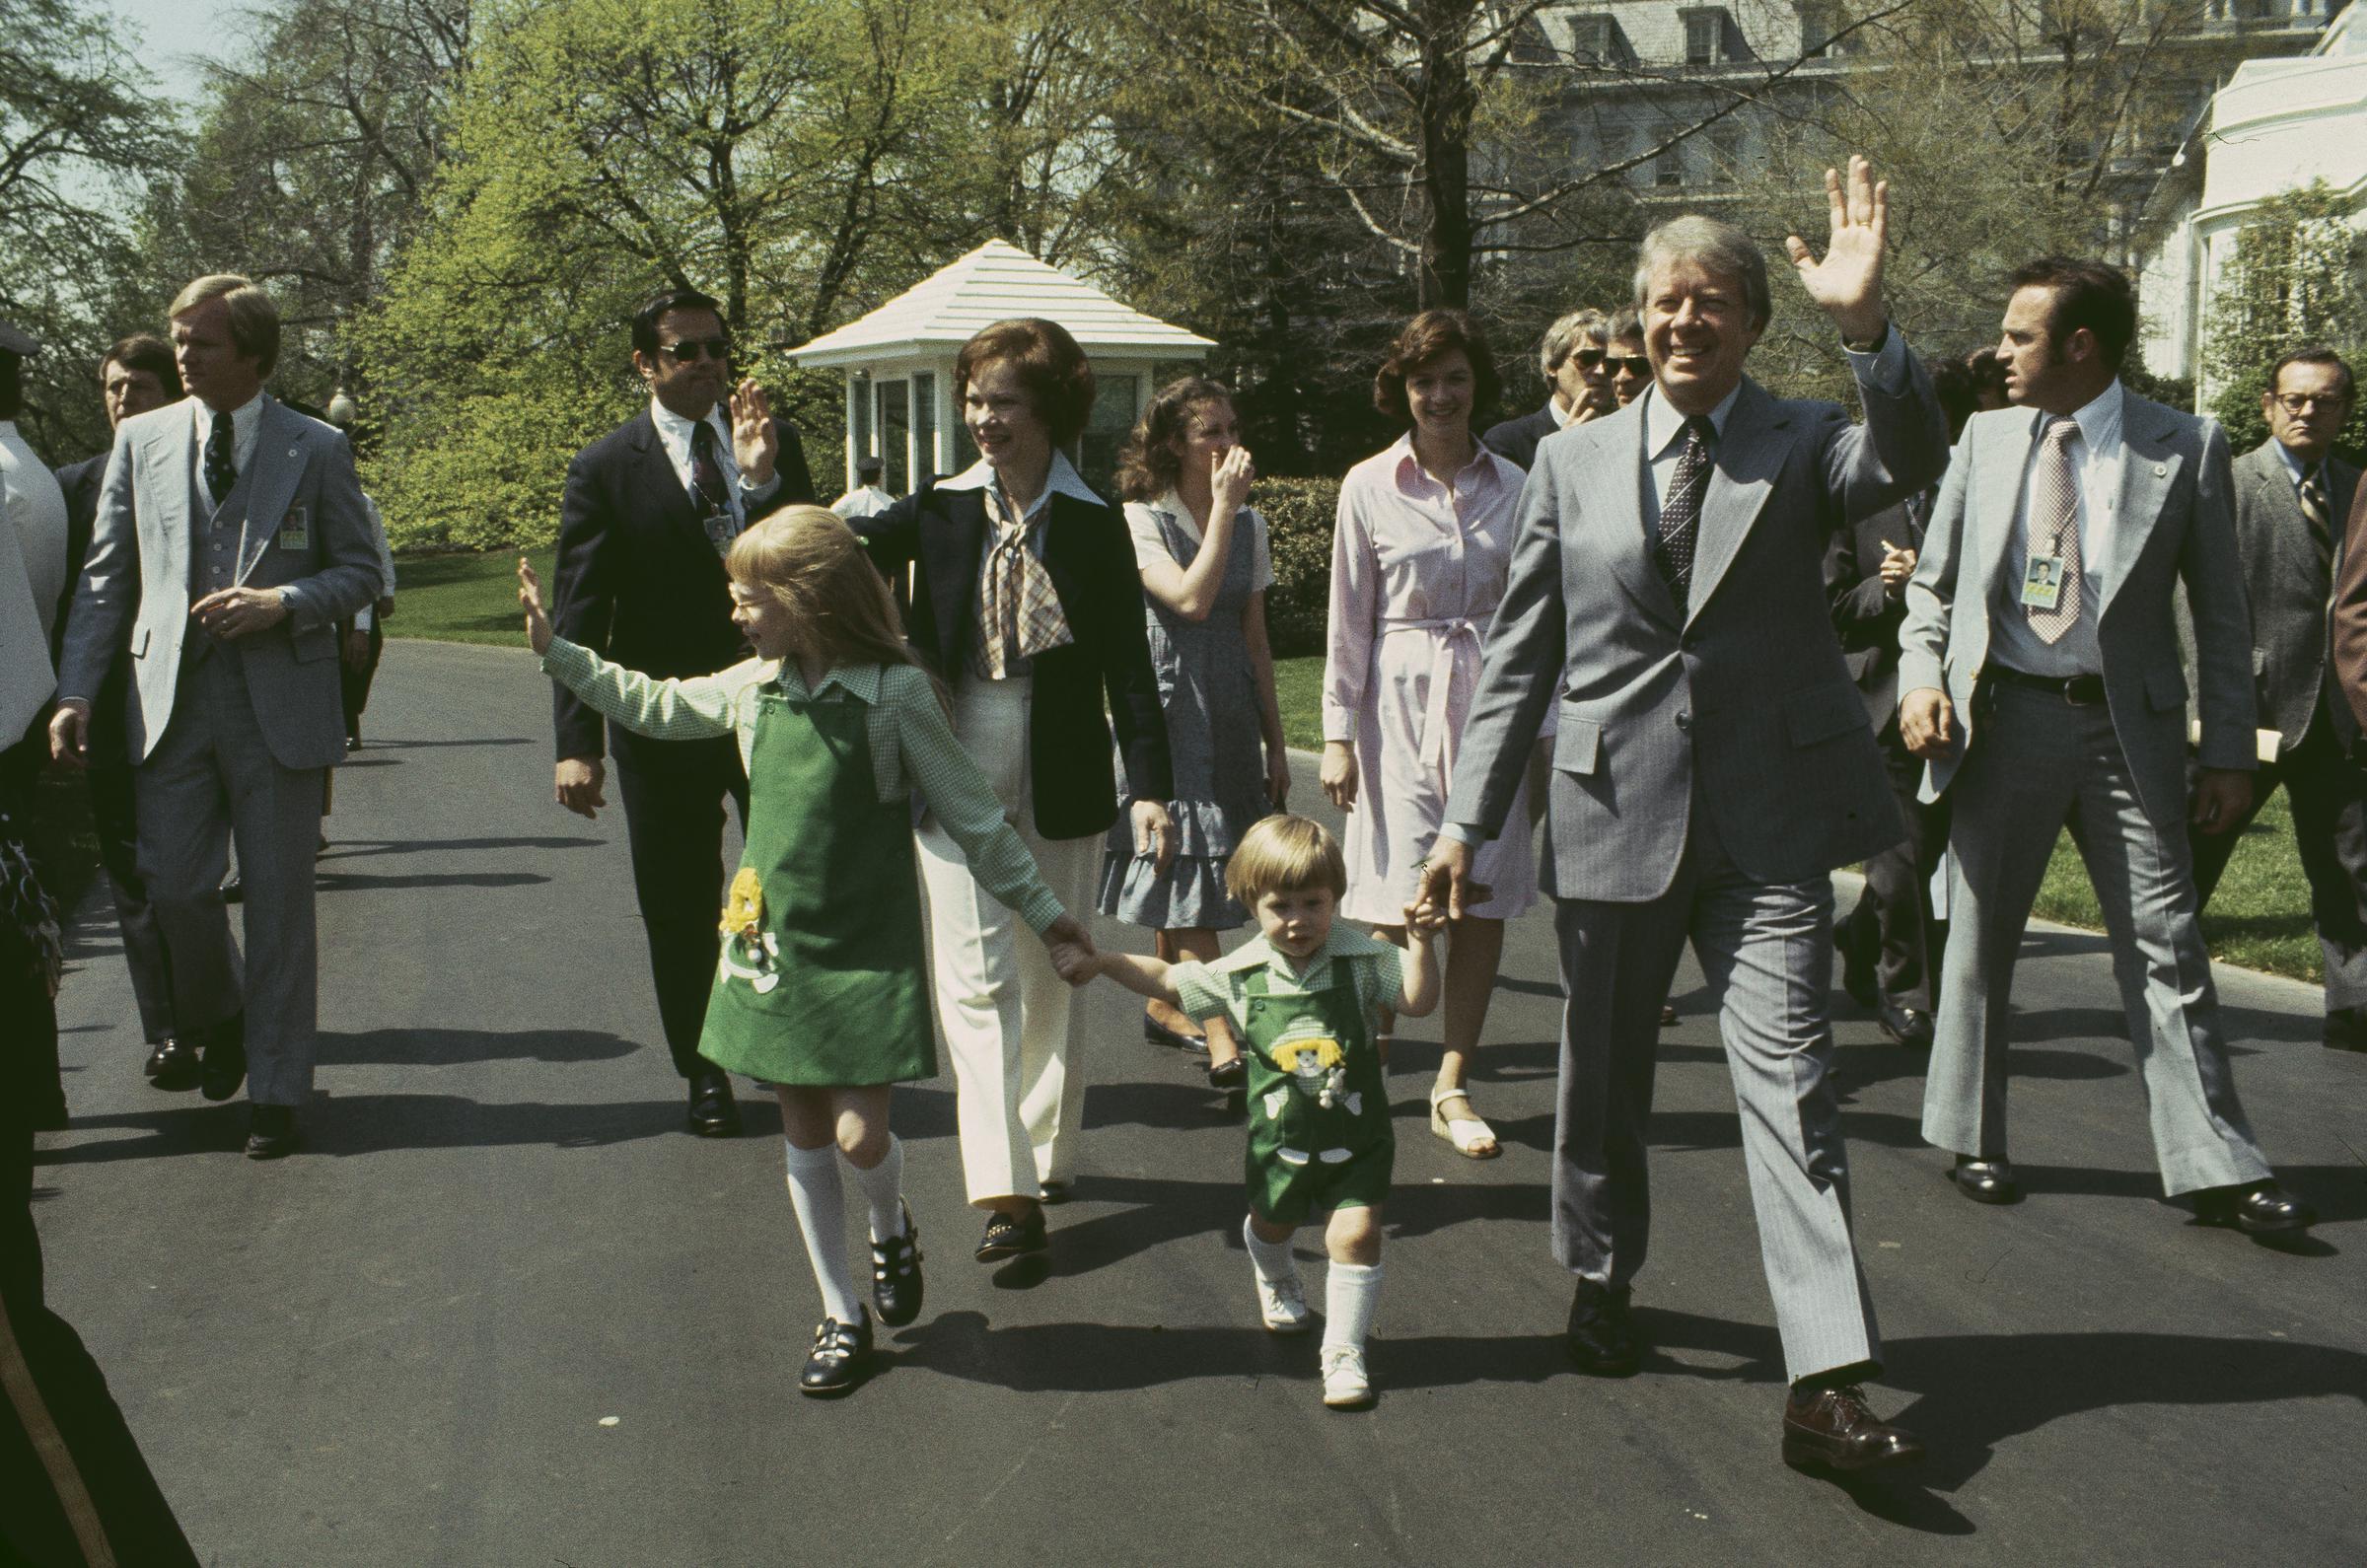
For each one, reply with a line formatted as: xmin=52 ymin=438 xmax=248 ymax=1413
xmin=1415 ymin=1 xmax=1475 ymax=310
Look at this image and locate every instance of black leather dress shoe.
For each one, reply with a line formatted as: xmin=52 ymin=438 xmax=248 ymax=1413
xmin=2192 ymin=1179 xmax=2316 ymax=1236
xmin=1566 ymin=1282 xmax=1641 ymax=1377
xmin=1781 ymin=1385 xmax=1924 ymax=1473
xmin=1658 ymin=1003 xmax=1678 ymax=1028
xmin=220 ymin=872 xmax=243 ymax=904
xmin=198 ymin=1015 xmax=248 ymax=1103
xmin=2325 ymin=1007 xmax=2367 ymax=1052
xmin=245 ymin=1105 xmax=299 ymax=1160
xmin=1144 ymin=1015 xmax=1209 ymax=1055
xmin=1876 ymin=998 xmax=1935 ymax=1048
xmin=685 ymin=1068 xmax=740 ymax=1137
xmin=799 ymin=1309 xmax=873 ymax=1396
xmin=1949 ymin=1155 xmax=2020 ymax=1204
xmin=872 ymin=1203 xmax=924 ymax=1327
xmin=1206 ymin=1056 xmax=1247 ymax=1091
xmin=146 ymin=1037 xmax=201 ymax=1091
xmin=975 ymin=1204 xmax=1047 ymax=1261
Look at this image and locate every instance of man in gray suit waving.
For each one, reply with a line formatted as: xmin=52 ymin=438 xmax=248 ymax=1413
xmin=1900 ymin=258 xmax=2313 ymax=1236
xmin=2187 ymin=349 xmax=2364 ymax=1051
xmin=49 ymin=275 xmax=380 ymax=1160
xmin=1423 ymin=158 xmax=1944 ymax=1474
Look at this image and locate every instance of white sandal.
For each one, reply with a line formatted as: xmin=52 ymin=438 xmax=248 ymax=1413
xmin=1428 ymin=1083 xmax=1500 ymax=1160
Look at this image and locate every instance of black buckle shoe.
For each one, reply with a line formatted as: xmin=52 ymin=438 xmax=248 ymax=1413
xmin=2193 ymin=1179 xmax=2316 ymax=1236
xmin=1144 ymin=1015 xmax=1210 ymax=1055
xmin=1949 ymin=1156 xmax=2020 ymax=1205
xmin=198 ymin=1014 xmax=248 ymax=1103
xmin=975 ymin=1205 xmax=1047 ymax=1262
xmin=799 ymin=1309 xmax=873 ymax=1396
xmin=686 ymin=1068 xmax=741 ymax=1137
xmin=872 ymin=1202 xmax=924 ymax=1327
xmin=1566 ymin=1282 xmax=1640 ymax=1377
xmin=1206 ymin=1056 xmax=1247 ymax=1091
xmin=245 ymin=1104 xmax=300 ymax=1160
xmin=147 ymin=1037 xmax=201 ymax=1091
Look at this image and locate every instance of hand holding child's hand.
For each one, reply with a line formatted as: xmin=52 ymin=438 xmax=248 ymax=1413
xmin=1403 ymin=896 xmax=1448 ymax=934
xmin=1043 ymin=914 xmax=1098 ymax=986
xmin=518 ymin=556 xmax=554 ymax=656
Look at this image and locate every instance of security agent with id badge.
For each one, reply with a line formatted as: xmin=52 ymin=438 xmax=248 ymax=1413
xmin=547 ymin=285 xmax=817 ymax=1138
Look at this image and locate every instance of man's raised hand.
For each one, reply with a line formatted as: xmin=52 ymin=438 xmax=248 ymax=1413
xmin=1783 ymin=154 xmax=1891 ymax=345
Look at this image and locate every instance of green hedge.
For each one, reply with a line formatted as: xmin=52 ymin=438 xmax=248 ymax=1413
xmin=1257 ymin=475 xmax=1340 ymax=659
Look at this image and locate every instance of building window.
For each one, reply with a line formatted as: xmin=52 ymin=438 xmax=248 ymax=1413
xmin=910 ymin=372 xmax=938 ymax=487
xmin=876 ymin=378 xmax=909 ymax=494
xmin=1686 ymin=13 xmax=1719 ymax=63
xmin=1569 ymin=14 xmax=1629 ymax=63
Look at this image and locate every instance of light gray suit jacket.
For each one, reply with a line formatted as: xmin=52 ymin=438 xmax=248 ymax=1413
xmin=2224 ymin=439 xmax=2360 ymax=751
xmin=1898 ymin=392 xmax=2256 ymax=827
xmin=57 ymin=395 xmax=381 ymax=770
xmin=1445 ymin=354 xmax=1949 ymax=903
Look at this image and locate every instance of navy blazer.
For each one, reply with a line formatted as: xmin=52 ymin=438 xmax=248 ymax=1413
xmin=549 ymin=409 xmax=815 ymax=767
xmin=1481 ymin=403 xmax=1558 ymax=473
xmin=855 ymin=482 xmax=1174 ymax=839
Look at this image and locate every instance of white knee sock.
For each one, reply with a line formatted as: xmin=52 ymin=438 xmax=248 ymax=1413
xmin=1322 ymin=1261 xmax=1384 ymax=1353
xmin=849 ymin=1135 xmax=908 ymax=1241
xmin=1242 ymin=1215 xmax=1302 ymax=1283
xmin=782 ymin=1141 xmax=862 ymax=1324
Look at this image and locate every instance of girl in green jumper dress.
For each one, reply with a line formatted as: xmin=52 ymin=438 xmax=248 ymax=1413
xmin=519 ymin=509 xmax=1094 ymax=1397
xmin=1056 ymin=815 xmax=1439 ymax=1409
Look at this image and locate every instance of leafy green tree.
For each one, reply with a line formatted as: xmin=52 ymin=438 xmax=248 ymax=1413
xmin=0 ymin=0 xmax=180 ymax=458
xmin=2200 ymin=181 xmax=2367 ymax=461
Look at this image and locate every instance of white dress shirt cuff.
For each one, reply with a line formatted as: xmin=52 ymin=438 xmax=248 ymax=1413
xmin=740 ymin=469 xmax=782 ymax=507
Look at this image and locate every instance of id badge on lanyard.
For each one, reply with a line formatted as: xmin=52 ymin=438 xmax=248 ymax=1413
xmin=2020 ymin=551 xmax=2066 ymax=611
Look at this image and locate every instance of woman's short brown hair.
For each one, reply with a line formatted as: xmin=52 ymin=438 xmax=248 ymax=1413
xmin=1373 ymin=309 xmax=1499 ymax=427
xmin=956 ymin=318 xmax=1098 ymax=447
xmin=1225 ymin=815 xmax=1349 ymax=906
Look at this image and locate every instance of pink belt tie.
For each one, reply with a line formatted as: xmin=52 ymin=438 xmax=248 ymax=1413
xmin=1382 ymin=615 xmax=1482 ymax=787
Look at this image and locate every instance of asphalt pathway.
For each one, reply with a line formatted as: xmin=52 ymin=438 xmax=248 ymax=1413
xmin=33 ymin=640 xmax=2367 ymax=1566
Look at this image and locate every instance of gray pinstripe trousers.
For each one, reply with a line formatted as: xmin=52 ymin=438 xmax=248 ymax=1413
xmin=1550 ymin=797 xmax=1881 ymax=1382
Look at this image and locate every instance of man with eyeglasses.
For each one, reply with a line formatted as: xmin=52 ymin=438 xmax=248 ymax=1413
xmin=546 ymin=286 xmax=817 ymax=1137
xmin=2191 ymin=347 xmax=2363 ymax=1052
xmin=1482 ymin=307 xmax=1614 ymax=469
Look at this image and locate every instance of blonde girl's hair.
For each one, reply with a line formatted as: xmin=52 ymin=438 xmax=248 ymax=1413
xmin=724 ymin=505 xmax=928 ymax=682
xmin=1224 ymin=814 xmax=1349 ymax=906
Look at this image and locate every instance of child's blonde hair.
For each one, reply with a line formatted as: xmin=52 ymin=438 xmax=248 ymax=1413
xmin=1224 ymin=814 xmax=1348 ymax=906
xmin=724 ymin=505 xmax=921 ymax=678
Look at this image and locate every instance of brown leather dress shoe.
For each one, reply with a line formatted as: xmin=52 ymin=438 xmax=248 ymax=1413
xmin=1781 ymin=1385 xmax=1924 ymax=1473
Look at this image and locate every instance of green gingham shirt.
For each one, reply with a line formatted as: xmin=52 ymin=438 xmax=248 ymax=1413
xmin=1169 ymin=926 xmax=1404 ymax=1036
xmin=541 ymin=637 xmax=1066 ymax=933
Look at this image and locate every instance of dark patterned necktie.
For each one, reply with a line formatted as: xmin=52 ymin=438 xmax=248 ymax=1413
xmin=1652 ymin=414 xmax=1715 ymax=602
xmin=204 ymin=413 xmax=238 ymax=504
xmin=2301 ymin=471 xmax=2333 ymax=588
xmin=689 ymin=417 xmax=735 ymax=553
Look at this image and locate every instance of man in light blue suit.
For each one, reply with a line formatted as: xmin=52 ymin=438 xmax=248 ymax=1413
xmin=1423 ymin=159 xmax=1946 ymax=1473
xmin=49 ymin=275 xmax=380 ymax=1160
xmin=1899 ymin=257 xmax=2314 ymax=1236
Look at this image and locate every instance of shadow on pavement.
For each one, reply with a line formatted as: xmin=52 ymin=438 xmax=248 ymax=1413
xmin=316 ymin=870 xmax=549 ymax=891
xmin=318 ymin=835 xmax=605 ymax=860
xmin=317 ymin=1027 xmax=638 ymax=1066
xmin=31 ymin=1094 xmax=689 ymax=1163
xmin=364 ymin=736 xmax=535 ymax=749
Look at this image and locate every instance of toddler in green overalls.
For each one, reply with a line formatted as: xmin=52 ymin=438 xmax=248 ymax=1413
xmin=520 ymin=511 xmax=1094 ymax=1398
xmin=1060 ymin=814 xmax=1440 ymax=1408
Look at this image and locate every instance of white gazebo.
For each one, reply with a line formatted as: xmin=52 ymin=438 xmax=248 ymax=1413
xmin=787 ymin=239 xmax=1215 ymax=498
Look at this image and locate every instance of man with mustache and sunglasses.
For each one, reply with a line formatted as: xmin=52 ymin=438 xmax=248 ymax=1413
xmin=546 ymin=286 xmax=817 ymax=1138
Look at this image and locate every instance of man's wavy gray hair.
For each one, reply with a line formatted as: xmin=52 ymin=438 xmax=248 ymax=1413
xmin=1632 ymin=215 xmax=1769 ymax=331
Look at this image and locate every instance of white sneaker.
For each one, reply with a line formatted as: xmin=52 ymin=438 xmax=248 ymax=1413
xmin=1321 ymin=1344 xmax=1373 ymax=1408
xmin=1255 ymin=1271 xmax=1311 ymax=1333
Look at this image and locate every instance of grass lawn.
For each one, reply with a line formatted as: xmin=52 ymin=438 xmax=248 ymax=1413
xmin=390 ymin=556 xmax=2324 ymax=982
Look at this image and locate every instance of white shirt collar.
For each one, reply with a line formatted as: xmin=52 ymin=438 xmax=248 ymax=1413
xmin=191 ymin=392 xmax=265 ymax=450
xmin=2053 ymin=379 xmax=2124 ymax=454
xmin=938 ymin=448 xmax=1101 ymax=519
xmin=649 ymin=394 xmax=728 ymax=450
xmin=1643 ymin=380 xmax=1743 ymax=462
xmin=1388 ymin=431 xmax=1505 ymax=497
xmin=2272 ymin=438 xmax=2323 ymax=489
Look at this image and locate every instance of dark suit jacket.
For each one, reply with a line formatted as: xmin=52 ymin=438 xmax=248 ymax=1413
xmin=1825 ymin=487 xmax=1933 ymax=728
xmin=549 ymin=409 xmax=814 ymax=767
xmin=1480 ymin=404 xmax=1558 ymax=472
xmin=2227 ymin=439 xmax=2361 ymax=751
xmin=855 ymin=483 xmax=1173 ymax=839
xmin=2336 ymin=475 xmax=2367 ymax=735
xmin=52 ymin=455 xmax=107 ymax=657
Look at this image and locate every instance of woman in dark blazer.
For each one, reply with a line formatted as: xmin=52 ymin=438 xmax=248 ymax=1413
xmin=856 ymin=318 xmax=1174 ymax=1262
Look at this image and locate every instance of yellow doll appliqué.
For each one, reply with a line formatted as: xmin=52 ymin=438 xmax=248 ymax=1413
xmin=1270 ymin=1032 xmax=1348 ymax=1109
xmin=717 ymin=868 xmax=782 ymax=992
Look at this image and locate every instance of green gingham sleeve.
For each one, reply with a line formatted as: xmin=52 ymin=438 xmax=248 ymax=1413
xmin=1353 ymin=945 xmax=1405 ymax=1024
xmin=540 ymin=637 xmax=756 ymax=745
xmin=1168 ymin=961 xmax=1237 ymax=1031
xmin=882 ymin=665 xmax=1066 ymax=935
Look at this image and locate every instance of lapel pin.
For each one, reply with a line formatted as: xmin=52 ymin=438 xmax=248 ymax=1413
xmin=288 ymin=448 xmax=300 ymax=460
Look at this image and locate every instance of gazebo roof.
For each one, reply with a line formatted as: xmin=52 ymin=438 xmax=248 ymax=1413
xmin=786 ymin=240 xmax=1215 ymax=369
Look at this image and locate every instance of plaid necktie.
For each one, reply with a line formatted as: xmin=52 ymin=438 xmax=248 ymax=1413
xmin=1652 ymin=414 xmax=1715 ymax=603
xmin=2027 ymin=417 xmax=2084 ymax=645
xmin=974 ymin=488 xmax=1074 ymax=678
xmin=203 ymin=413 xmax=238 ymax=507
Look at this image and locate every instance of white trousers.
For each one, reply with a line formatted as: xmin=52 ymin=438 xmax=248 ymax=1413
xmin=918 ymin=677 xmax=1101 ymax=1206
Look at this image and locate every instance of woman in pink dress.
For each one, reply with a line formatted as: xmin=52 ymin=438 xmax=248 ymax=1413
xmin=1321 ymin=309 xmax=1533 ymax=1162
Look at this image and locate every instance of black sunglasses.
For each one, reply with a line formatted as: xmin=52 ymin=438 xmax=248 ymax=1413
xmin=661 ymin=337 xmax=732 ymax=363
xmin=1610 ymin=355 xmax=1650 ymax=377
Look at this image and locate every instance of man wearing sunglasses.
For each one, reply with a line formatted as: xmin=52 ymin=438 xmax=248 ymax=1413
xmin=1483 ymin=307 xmax=1614 ymax=470
xmin=546 ymin=286 xmax=817 ymax=1138
xmin=2197 ymin=347 xmax=2363 ymax=1052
